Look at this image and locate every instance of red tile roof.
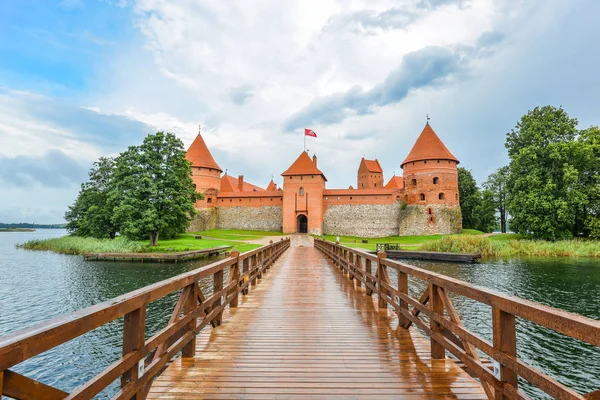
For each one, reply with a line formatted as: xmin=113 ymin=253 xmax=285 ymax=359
xmin=186 ymin=134 xmax=222 ymax=171
xmin=281 ymin=151 xmax=327 ymax=180
xmin=385 ymin=176 xmax=404 ymax=189
xmin=401 ymin=124 xmax=459 ymax=167
xmin=361 ymin=158 xmax=383 ymax=173
xmin=220 ymin=175 xmax=265 ymax=193
xmin=266 ymin=179 xmax=277 ymax=191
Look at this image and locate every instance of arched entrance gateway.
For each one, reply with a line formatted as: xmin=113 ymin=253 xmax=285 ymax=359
xmin=297 ymin=214 xmax=308 ymax=233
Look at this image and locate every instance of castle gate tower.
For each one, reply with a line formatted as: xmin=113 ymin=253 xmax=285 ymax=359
xmin=281 ymin=152 xmax=327 ymax=234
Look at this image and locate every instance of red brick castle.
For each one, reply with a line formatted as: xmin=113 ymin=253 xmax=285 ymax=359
xmin=186 ymin=124 xmax=462 ymax=237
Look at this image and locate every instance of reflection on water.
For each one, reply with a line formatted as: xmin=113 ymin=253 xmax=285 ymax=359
xmin=0 ymin=230 xmax=223 ymax=398
xmin=1 ymin=231 xmax=599 ymax=399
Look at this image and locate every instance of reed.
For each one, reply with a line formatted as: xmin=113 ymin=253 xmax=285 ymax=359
xmin=17 ymin=236 xmax=144 ymax=255
xmin=419 ymin=235 xmax=600 ymax=258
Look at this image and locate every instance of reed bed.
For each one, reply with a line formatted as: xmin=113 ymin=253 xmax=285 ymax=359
xmin=419 ymin=235 xmax=600 ymax=258
xmin=17 ymin=236 xmax=144 ymax=255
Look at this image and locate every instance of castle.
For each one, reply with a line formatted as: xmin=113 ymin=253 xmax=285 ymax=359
xmin=186 ymin=123 xmax=462 ymax=237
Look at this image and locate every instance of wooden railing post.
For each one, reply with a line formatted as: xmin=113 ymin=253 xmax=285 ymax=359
xmin=430 ymin=284 xmax=445 ymax=359
xmin=493 ymin=308 xmax=518 ymax=398
xmin=251 ymin=254 xmax=257 ymax=286
xmin=355 ymin=255 xmax=362 ymax=288
xmin=365 ymin=258 xmax=373 ymax=296
xmin=376 ymin=251 xmax=387 ymax=309
xmin=213 ymin=269 xmax=224 ymax=326
xmin=182 ymin=284 xmax=197 ymax=358
xmin=397 ymin=270 xmax=409 ymax=327
xmin=228 ymin=251 xmax=240 ymax=308
xmin=348 ymin=252 xmax=355 ymax=281
xmin=242 ymin=257 xmax=250 ymax=295
xmin=122 ymin=305 xmax=146 ymax=398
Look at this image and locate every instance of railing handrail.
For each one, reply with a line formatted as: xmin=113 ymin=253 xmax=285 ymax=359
xmin=0 ymin=238 xmax=291 ymax=399
xmin=314 ymin=238 xmax=599 ymax=400
xmin=320 ymin=239 xmax=599 ymax=346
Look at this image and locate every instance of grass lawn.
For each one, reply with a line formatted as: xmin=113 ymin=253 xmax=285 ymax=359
xmin=315 ymin=229 xmax=485 ymax=251
xmin=488 ymin=233 xmax=525 ymax=241
xmin=190 ymin=229 xmax=283 ymax=241
xmin=143 ymin=235 xmax=260 ymax=253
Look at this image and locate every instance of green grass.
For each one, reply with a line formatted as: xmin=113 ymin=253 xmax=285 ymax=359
xmin=418 ymin=235 xmax=600 ymax=258
xmin=18 ymin=234 xmax=261 ymax=255
xmin=190 ymin=229 xmax=283 ymax=241
xmin=315 ymin=230 xmax=485 ymax=251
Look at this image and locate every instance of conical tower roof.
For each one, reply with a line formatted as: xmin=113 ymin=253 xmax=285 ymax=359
xmin=401 ymin=124 xmax=458 ymax=167
xmin=266 ymin=179 xmax=277 ymax=191
xmin=186 ymin=134 xmax=222 ymax=172
xmin=281 ymin=151 xmax=327 ymax=180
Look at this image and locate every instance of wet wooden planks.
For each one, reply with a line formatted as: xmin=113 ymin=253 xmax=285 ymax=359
xmin=148 ymin=242 xmax=486 ymax=399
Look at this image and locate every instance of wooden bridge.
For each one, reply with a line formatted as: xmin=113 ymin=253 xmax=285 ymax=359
xmin=1 ymin=236 xmax=599 ymax=399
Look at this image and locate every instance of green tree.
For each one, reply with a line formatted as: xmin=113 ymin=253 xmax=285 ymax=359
xmin=458 ymin=167 xmax=480 ymax=230
xmin=483 ymin=166 xmax=509 ymax=233
xmin=576 ymin=126 xmax=600 ymax=237
xmin=505 ymin=106 xmax=581 ymax=240
xmin=112 ymin=132 xmax=198 ymax=246
xmin=474 ymin=189 xmax=498 ymax=233
xmin=65 ymin=157 xmax=119 ymax=239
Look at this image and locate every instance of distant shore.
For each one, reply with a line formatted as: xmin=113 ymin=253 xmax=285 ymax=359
xmin=0 ymin=228 xmax=36 ymax=232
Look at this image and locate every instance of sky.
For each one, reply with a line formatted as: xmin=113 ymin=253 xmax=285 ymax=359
xmin=0 ymin=0 xmax=599 ymax=224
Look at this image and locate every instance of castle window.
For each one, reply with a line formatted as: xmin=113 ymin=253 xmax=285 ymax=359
xmin=301 ymin=176 xmax=303 ymax=180
xmin=433 ymin=177 xmax=439 ymax=184
xmin=312 ymin=175 xmax=314 ymax=179
xmin=271 ymin=198 xmax=273 ymax=201
xmin=221 ymin=199 xmax=224 ymax=202
xmin=290 ymin=176 xmax=292 ymax=179
xmin=207 ymin=198 xmax=212 ymax=204
xmin=230 ymin=199 xmax=232 ymax=202
xmin=424 ymin=161 xmax=427 ymax=164
xmin=299 ymin=187 xmax=305 ymax=196
xmin=411 ymin=179 xmax=417 ymax=186
xmin=428 ymin=208 xmax=433 ymax=215
xmin=374 ymin=183 xmax=377 ymax=187
xmin=420 ymin=193 xmax=425 ymax=201
xmin=396 ymin=196 xmax=400 ymax=200
xmin=337 ymin=197 xmax=340 ymax=200
xmin=437 ymin=160 xmax=440 ymax=163
xmin=239 ymin=199 xmax=242 ymax=202
xmin=439 ymin=193 xmax=445 ymax=200
xmin=362 ymin=183 xmax=364 ymax=187
xmin=428 ymin=216 xmax=435 ymax=223
xmin=350 ymin=197 xmax=353 ymax=200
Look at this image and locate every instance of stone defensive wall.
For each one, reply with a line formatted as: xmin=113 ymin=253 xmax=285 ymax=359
xmin=398 ymin=204 xmax=462 ymax=236
xmin=217 ymin=205 xmax=283 ymax=231
xmin=323 ymin=202 xmax=403 ymax=238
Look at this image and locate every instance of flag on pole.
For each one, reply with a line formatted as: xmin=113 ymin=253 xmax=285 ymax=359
xmin=304 ymin=128 xmax=317 ymax=138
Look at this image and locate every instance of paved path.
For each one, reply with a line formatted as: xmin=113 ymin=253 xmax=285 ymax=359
xmin=148 ymin=239 xmax=486 ymax=399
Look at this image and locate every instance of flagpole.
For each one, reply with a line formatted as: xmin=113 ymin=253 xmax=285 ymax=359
xmin=304 ymin=131 xmax=306 ymax=152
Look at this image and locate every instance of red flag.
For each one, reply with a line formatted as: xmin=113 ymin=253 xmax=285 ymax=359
xmin=305 ymin=128 xmax=317 ymax=138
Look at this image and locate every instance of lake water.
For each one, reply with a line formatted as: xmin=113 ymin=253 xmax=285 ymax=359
xmin=1 ymin=230 xmax=599 ymax=399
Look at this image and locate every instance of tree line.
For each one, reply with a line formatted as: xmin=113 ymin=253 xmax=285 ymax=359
xmin=65 ymin=132 xmax=199 ymax=246
xmin=459 ymin=105 xmax=600 ymax=240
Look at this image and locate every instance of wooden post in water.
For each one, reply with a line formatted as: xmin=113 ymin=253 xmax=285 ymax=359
xmin=348 ymin=252 xmax=354 ymax=281
xmin=430 ymin=284 xmax=445 ymax=359
xmin=122 ymin=305 xmax=146 ymax=398
xmin=493 ymin=307 xmax=518 ymax=398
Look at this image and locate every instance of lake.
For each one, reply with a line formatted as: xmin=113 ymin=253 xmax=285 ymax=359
xmin=1 ymin=230 xmax=599 ymax=399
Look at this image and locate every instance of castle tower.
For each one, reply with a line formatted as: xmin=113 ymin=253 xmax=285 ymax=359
xmin=186 ymin=133 xmax=222 ymax=208
xmin=357 ymin=158 xmax=384 ymax=189
xmin=399 ymin=123 xmax=461 ymax=234
xmin=281 ymin=152 xmax=327 ymax=234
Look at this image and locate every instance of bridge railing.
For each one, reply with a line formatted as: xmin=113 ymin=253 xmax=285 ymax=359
xmin=314 ymin=238 xmax=600 ymax=400
xmin=0 ymin=238 xmax=290 ymax=400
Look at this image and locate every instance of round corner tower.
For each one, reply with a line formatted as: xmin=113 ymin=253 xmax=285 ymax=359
xmin=186 ymin=133 xmax=222 ymax=208
xmin=399 ymin=123 xmax=461 ymax=235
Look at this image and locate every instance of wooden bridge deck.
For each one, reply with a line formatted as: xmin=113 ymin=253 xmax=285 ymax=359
xmin=148 ymin=240 xmax=486 ymax=399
